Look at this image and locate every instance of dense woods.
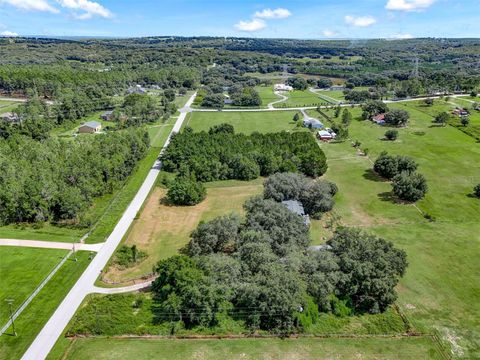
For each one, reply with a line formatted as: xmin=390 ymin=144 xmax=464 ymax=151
xmin=0 ymin=128 xmax=150 ymax=225
xmin=161 ymin=125 xmax=328 ymax=181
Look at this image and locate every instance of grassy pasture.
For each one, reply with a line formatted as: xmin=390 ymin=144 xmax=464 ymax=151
xmin=0 ymin=251 xmax=90 ymax=360
xmin=0 ymin=247 xmax=68 ymax=325
xmin=185 ymin=110 xmax=306 ymax=134
xmin=102 ymin=179 xmax=264 ymax=283
xmin=55 ymin=336 xmax=442 ymax=360
xmin=273 ymin=90 xmax=324 ymax=108
xmin=314 ymin=100 xmax=480 ymax=357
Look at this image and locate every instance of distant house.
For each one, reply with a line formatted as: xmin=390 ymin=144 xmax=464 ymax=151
xmin=317 ymin=129 xmax=336 ymax=141
xmin=282 ymin=200 xmax=310 ymax=226
xmin=303 ymin=118 xmax=324 ymax=129
xmin=372 ymin=113 xmax=386 ymax=125
xmin=330 ymin=85 xmax=345 ymax=91
xmin=274 ymin=83 xmax=294 ymax=92
xmin=224 ymin=98 xmax=234 ymax=105
xmin=452 ymin=108 xmax=469 ymax=116
xmin=309 ymin=244 xmax=333 ymax=251
xmin=78 ymin=121 xmax=102 ymax=134
xmin=127 ymin=85 xmax=147 ymax=95
xmin=0 ymin=112 xmax=20 ymax=123
xmin=100 ymin=110 xmax=114 ymax=121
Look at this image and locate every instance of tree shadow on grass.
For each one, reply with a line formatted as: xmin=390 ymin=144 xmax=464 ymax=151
xmin=377 ymin=191 xmax=398 ymax=204
xmin=363 ymin=169 xmax=386 ymax=183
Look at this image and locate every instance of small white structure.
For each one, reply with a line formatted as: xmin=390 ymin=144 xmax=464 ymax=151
xmin=317 ymin=129 xmax=336 ymax=141
xmin=274 ymin=84 xmax=293 ymax=92
xmin=282 ymin=200 xmax=310 ymax=226
xmin=303 ymin=118 xmax=324 ymax=129
xmin=127 ymin=85 xmax=147 ymax=95
xmin=0 ymin=112 xmax=20 ymax=123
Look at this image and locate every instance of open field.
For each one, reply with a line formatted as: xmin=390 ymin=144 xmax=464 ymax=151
xmin=102 ymin=179 xmax=264 ymax=283
xmin=273 ymin=90 xmax=324 ymax=108
xmin=317 ymin=90 xmax=346 ymax=101
xmin=53 ymin=336 xmax=442 ymax=360
xmin=184 ymin=110 xmax=307 ymax=134
xmin=313 ymin=101 xmax=480 ymax=357
xmin=255 ymin=85 xmax=281 ymax=107
xmin=0 ymin=251 xmax=91 ymax=360
xmin=0 ymin=247 xmax=68 ymax=325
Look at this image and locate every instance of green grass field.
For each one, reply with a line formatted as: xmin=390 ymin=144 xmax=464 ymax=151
xmin=317 ymin=90 xmax=346 ymax=101
xmin=185 ymin=110 xmax=306 ymax=134
xmin=273 ymin=90 xmax=325 ymax=108
xmin=313 ymin=101 xmax=480 ymax=358
xmin=255 ymin=86 xmax=281 ymax=107
xmin=0 ymin=251 xmax=91 ymax=360
xmin=53 ymin=336 xmax=443 ymax=360
xmin=0 ymin=247 xmax=68 ymax=325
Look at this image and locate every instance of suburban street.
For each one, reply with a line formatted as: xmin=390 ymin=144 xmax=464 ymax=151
xmin=21 ymin=92 xmax=196 ymax=360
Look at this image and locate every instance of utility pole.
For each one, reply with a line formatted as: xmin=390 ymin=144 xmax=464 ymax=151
xmin=5 ymin=299 xmax=16 ymax=336
xmin=72 ymin=241 xmax=77 ymax=262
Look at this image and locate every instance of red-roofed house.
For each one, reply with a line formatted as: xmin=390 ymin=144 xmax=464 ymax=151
xmin=372 ymin=113 xmax=386 ymax=125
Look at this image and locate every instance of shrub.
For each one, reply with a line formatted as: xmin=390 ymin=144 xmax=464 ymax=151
xmin=474 ymin=184 xmax=480 ymax=198
xmin=385 ymin=129 xmax=398 ymax=141
xmin=392 ymin=172 xmax=428 ymax=202
xmin=384 ymin=109 xmax=409 ymax=127
xmin=373 ymin=152 xmax=417 ymax=180
xmin=114 ymin=245 xmax=147 ymax=268
xmin=166 ymin=177 xmax=206 ymax=206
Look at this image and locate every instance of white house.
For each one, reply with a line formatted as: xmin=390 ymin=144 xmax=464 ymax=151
xmin=274 ymin=84 xmax=293 ymax=92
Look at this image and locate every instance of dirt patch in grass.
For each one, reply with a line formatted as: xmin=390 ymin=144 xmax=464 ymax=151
xmin=103 ymin=181 xmax=262 ymax=283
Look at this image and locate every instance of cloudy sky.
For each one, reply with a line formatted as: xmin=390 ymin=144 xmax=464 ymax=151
xmin=0 ymin=0 xmax=478 ymax=38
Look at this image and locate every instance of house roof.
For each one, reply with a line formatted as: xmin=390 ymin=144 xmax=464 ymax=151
xmin=304 ymin=118 xmax=324 ymax=128
xmin=310 ymin=244 xmax=333 ymax=251
xmin=1 ymin=112 xmax=17 ymax=117
xmin=373 ymin=113 xmax=386 ymax=121
xmin=318 ymin=130 xmax=333 ymax=137
xmin=82 ymin=121 xmax=101 ymax=129
xmin=282 ymin=200 xmax=306 ymax=216
xmin=102 ymin=110 xmax=113 ymax=115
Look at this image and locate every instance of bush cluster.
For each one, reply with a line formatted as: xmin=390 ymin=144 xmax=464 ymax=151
xmin=161 ymin=125 xmax=328 ymax=182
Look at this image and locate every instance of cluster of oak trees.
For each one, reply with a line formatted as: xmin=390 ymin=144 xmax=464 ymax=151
xmin=152 ymin=187 xmax=407 ymax=332
xmin=0 ymin=128 xmax=150 ymax=225
xmin=374 ymin=152 xmax=427 ymax=202
xmin=161 ymin=124 xmax=328 ymax=183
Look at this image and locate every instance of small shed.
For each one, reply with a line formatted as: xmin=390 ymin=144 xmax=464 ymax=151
xmin=317 ymin=130 xmax=336 ymax=141
xmin=100 ymin=110 xmax=114 ymax=121
xmin=372 ymin=113 xmax=386 ymax=125
xmin=127 ymin=85 xmax=146 ymax=95
xmin=274 ymin=84 xmax=294 ymax=92
xmin=78 ymin=121 xmax=102 ymax=134
xmin=282 ymin=200 xmax=310 ymax=226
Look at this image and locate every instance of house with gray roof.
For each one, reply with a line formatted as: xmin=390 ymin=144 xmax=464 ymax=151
xmin=282 ymin=200 xmax=310 ymax=226
xmin=1 ymin=112 xmax=20 ymax=123
xmin=78 ymin=121 xmax=102 ymax=134
xmin=303 ymin=118 xmax=324 ymax=129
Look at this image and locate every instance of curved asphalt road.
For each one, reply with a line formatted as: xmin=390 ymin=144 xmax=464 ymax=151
xmin=21 ymin=92 xmax=197 ymax=360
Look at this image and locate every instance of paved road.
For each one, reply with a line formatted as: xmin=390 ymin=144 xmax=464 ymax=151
xmin=21 ymin=92 xmax=197 ymax=360
xmin=0 ymin=96 xmax=55 ymax=105
xmin=0 ymin=239 xmax=103 ymax=252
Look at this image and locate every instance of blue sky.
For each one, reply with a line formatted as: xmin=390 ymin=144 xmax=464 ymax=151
xmin=0 ymin=0 xmax=479 ymax=38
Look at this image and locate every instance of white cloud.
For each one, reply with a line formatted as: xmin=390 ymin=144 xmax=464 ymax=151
xmin=254 ymin=8 xmax=291 ymax=19
xmin=0 ymin=0 xmax=58 ymax=13
xmin=56 ymin=0 xmax=112 ymax=19
xmin=344 ymin=15 xmax=376 ymax=27
xmin=234 ymin=18 xmax=267 ymax=32
xmin=391 ymin=33 xmax=414 ymax=39
xmin=1 ymin=30 xmax=18 ymax=36
xmin=385 ymin=0 xmax=436 ymax=11
xmin=322 ymin=30 xmax=338 ymax=37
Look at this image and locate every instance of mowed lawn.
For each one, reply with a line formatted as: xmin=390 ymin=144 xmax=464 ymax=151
xmin=102 ymin=179 xmax=264 ymax=283
xmin=184 ymin=110 xmax=306 ymax=134
xmin=58 ymin=337 xmax=443 ymax=360
xmin=255 ymin=85 xmax=282 ymax=107
xmin=315 ymin=101 xmax=480 ymax=357
xmin=273 ymin=90 xmax=324 ymax=108
xmin=0 ymin=247 xmax=68 ymax=325
xmin=0 ymin=251 xmax=91 ymax=360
